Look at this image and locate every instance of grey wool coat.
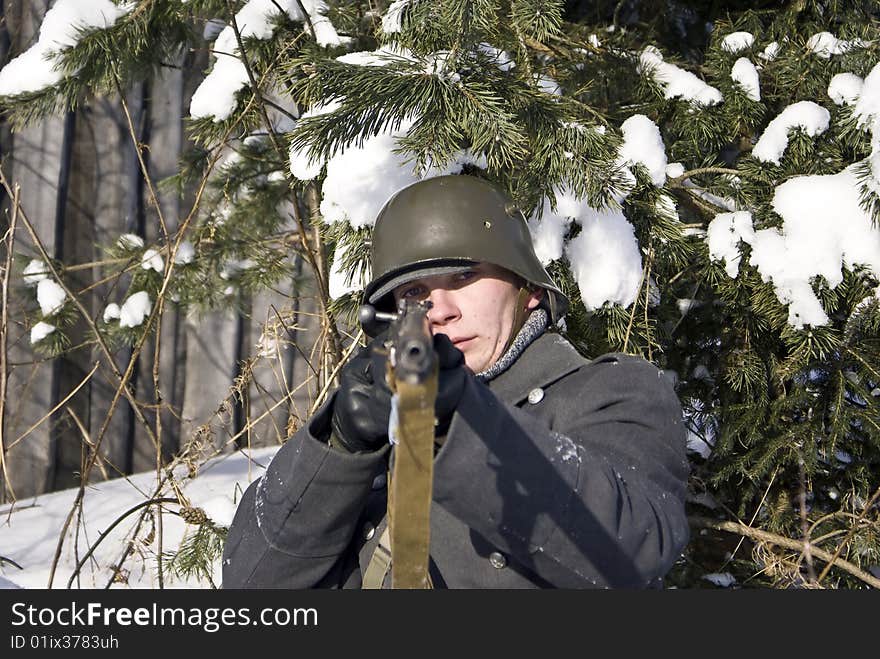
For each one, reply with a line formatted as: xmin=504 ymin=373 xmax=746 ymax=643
xmin=221 ymin=332 xmax=691 ymax=588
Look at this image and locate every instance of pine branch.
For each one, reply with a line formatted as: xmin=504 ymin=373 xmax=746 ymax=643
xmin=689 ymin=515 xmax=880 ymax=588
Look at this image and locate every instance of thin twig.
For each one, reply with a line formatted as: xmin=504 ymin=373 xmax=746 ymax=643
xmin=114 ymin=76 xmax=170 ymax=244
xmin=65 ymin=406 xmax=110 ymax=482
xmin=0 ymin=183 xmax=19 ymax=503
xmin=643 ymin=248 xmax=653 ymax=362
xmin=689 ymin=515 xmax=880 ymax=588
xmin=670 ymin=166 xmax=742 ymax=183
xmin=226 ymin=2 xmax=340 ymax=375
xmin=0 ymin=170 xmax=171 ymax=586
xmin=227 ymin=3 xmax=284 ymax=158
xmin=152 ymin=293 xmax=165 ymax=589
xmin=720 ymin=467 xmax=779 ymax=569
xmin=289 ymin=0 xmax=316 ymax=41
xmin=815 ymin=484 xmax=880 ymax=586
xmin=797 ymin=457 xmax=817 ymax=584
xmin=6 ymin=362 xmax=100 ymax=451
xmin=42 ymin=92 xmax=244 ymax=586
xmin=622 ymin=255 xmax=650 ymax=353
xmin=66 ymin=497 xmax=180 ymax=589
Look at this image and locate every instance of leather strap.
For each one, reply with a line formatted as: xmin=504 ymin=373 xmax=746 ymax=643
xmin=388 ymin=376 xmax=437 ymax=589
xmin=362 ymin=526 xmax=392 ymax=589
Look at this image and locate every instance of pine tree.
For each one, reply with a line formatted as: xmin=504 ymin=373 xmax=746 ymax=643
xmin=1 ymin=0 xmax=879 ymax=588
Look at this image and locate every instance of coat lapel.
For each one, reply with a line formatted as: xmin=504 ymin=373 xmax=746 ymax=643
xmin=487 ymin=332 xmax=588 ymax=405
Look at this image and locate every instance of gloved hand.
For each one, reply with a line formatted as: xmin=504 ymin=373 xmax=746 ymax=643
xmin=330 ymin=338 xmax=393 ymax=453
xmin=433 ymin=334 xmax=468 ymax=436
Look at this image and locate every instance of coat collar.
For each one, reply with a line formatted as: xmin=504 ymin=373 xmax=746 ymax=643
xmin=487 ymin=331 xmax=587 ymax=404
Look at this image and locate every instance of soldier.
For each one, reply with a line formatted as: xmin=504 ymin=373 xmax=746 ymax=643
xmin=222 ymin=174 xmax=690 ymax=588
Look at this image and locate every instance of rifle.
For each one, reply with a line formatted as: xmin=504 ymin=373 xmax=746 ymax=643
xmin=358 ymin=300 xmax=437 ymax=589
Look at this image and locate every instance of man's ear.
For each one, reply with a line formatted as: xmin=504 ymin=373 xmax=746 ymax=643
xmin=525 ymin=287 xmax=544 ymax=310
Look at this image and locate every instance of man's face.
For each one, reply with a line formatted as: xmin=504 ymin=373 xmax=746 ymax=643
xmin=391 ymin=262 xmax=543 ymax=373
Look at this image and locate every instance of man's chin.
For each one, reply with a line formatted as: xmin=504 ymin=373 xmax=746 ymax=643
xmin=462 ymin=355 xmax=488 ymax=374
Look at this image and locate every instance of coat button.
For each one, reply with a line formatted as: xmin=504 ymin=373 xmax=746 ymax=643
xmin=363 ymin=522 xmax=375 ymax=541
xmin=527 ymin=388 xmax=544 ymax=404
xmin=489 ymin=551 xmax=507 ymax=569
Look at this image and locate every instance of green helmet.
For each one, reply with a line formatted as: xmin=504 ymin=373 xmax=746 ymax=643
xmin=363 ymin=174 xmax=568 ymax=324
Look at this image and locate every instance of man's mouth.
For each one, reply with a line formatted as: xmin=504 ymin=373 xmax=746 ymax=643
xmin=450 ymin=336 xmax=476 ymax=349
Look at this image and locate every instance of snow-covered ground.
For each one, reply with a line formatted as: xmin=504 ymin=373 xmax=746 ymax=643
xmin=0 ymin=447 xmax=278 ymax=589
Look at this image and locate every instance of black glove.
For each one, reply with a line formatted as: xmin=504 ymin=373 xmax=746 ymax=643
xmin=433 ymin=334 xmax=467 ymax=437
xmin=330 ymin=338 xmax=393 ymax=453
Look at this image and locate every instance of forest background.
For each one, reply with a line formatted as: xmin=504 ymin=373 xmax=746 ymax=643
xmin=0 ymin=0 xmax=878 ymax=589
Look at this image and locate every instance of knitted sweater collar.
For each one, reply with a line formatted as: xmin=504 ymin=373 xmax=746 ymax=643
xmin=475 ymin=308 xmax=549 ymax=382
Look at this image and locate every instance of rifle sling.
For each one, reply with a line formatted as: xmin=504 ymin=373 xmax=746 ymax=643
xmin=362 ymin=526 xmax=391 ymax=589
xmin=388 ymin=377 xmax=437 ymax=589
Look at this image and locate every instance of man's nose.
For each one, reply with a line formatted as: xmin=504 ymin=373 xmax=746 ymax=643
xmin=426 ymin=288 xmax=460 ymax=326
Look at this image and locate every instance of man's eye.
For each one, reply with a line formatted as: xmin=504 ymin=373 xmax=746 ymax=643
xmin=453 ymin=270 xmax=477 ymax=283
xmin=401 ymin=285 xmax=425 ymax=298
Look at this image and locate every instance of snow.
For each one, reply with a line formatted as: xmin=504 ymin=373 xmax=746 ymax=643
xmin=656 ymin=194 xmax=679 ymax=222
xmin=529 ymin=187 xmax=646 ymax=312
xmin=103 ymin=302 xmax=121 ymax=323
xmin=854 ymin=62 xmax=880 ymax=128
xmin=0 ymin=0 xmax=133 ymax=96
xmin=527 ymin=114 xmax=671 ymax=310
xmin=118 ymin=233 xmax=144 ymax=249
xmin=707 ymin=211 xmax=755 ymax=278
xmin=174 ymin=241 xmax=195 ymax=265
xmin=140 ymin=248 xmax=164 ymax=273
xmin=565 ymin=205 xmax=643 ymax=311
xmin=855 ymin=64 xmax=880 ymax=196
xmin=702 ymin=572 xmax=736 ymax=587
xmin=828 ymin=73 xmax=864 ymax=105
xmin=639 ymin=46 xmax=723 ymax=106
xmin=29 ymin=321 xmax=56 ymax=344
xmin=22 ymin=259 xmax=49 ymax=285
xmin=288 ymin=100 xmax=341 ymax=180
xmin=319 ymin=126 xmax=483 ymax=231
xmin=477 ymin=43 xmax=515 ymax=72
xmin=758 ymin=166 xmax=880 ymax=327
xmin=710 ymin=167 xmax=880 ymax=329
xmin=731 ymin=57 xmax=760 ymax=101
xmin=36 ymin=278 xmax=67 ymax=316
xmin=529 ymin=188 xmax=578 ymax=264
xmin=202 ymin=17 xmax=226 ymax=41
xmin=382 ymin=0 xmax=413 ymax=34
xmin=759 ymin=41 xmax=780 ymax=61
xmin=666 ymin=162 xmax=685 ymax=178
xmin=188 ymin=27 xmax=251 ymax=121
xmin=721 ymin=32 xmax=754 ymax=54
xmin=303 ymin=0 xmax=346 ymax=48
xmin=706 ymin=63 xmax=880 ymax=329
xmin=752 ymin=101 xmax=830 ymax=165
xmin=537 ymin=74 xmax=562 ymax=96
xmin=289 ymin=46 xmax=488 ymax=236
xmin=190 ymin=0 xmax=343 ymax=121
xmin=807 ymin=31 xmax=868 ymax=59
xmin=0 ymin=447 xmax=276 ymax=589
xmin=618 ymin=114 xmax=668 ymax=186
xmin=119 ymin=290 xmax=151 ymax=328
